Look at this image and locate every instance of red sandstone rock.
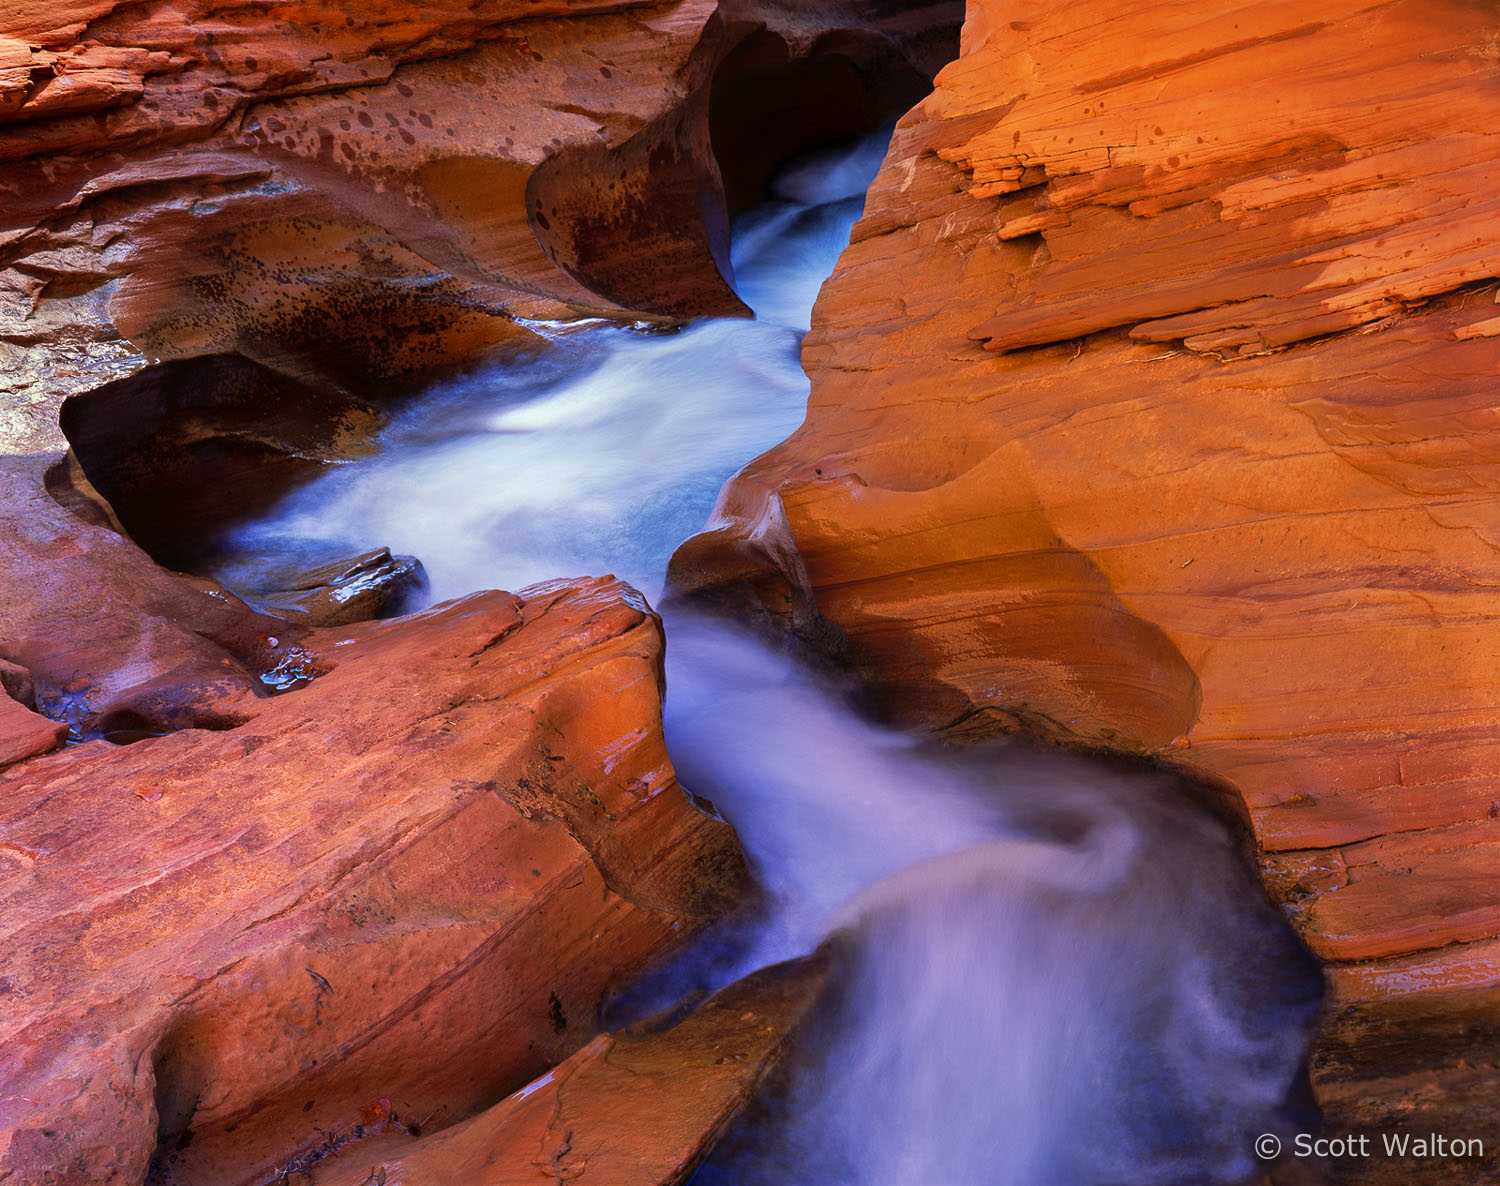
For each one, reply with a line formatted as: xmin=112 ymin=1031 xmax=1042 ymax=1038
xmin=0 ymin=0 xmax=958 ymax=452
xmin=238 ymin=548 xmax=428 ymax=627
xmin=0 ymin=454 xmax=285 ymax=737
xmin=1 ymin=0 xmax=960 ymax=610
xmin=307 ymin=959 xmax=823 ymax=1186
xmin=0 ymin=576 xmax=748 ymax=1186
xmin=669 ymin=0 xmax=1500 ymax=1161
xmin=0 ymin=693 xmax=66 ymax=768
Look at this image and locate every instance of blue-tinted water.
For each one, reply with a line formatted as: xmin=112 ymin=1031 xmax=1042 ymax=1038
xmin=211 ymin=128 xmax=1321 ymax=1186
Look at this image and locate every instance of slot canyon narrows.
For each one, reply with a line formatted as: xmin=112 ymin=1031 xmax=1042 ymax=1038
xmin=0 ymin=2 xmax=1495 ymax=1185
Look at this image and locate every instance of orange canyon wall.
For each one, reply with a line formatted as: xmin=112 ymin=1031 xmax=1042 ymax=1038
xmin=670 ymin=0 xmax=1500 ymax=1166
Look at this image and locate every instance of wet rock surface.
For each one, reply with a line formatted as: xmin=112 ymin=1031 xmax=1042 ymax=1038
xmin=234 ymin=548 xmax=429 ymax=628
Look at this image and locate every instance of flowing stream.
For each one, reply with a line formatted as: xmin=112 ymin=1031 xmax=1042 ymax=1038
xmin=208 ymin=128 xmax=1322 ymax=1185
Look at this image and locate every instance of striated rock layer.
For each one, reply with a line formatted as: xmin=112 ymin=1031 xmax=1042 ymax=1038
xmin=0 ymin=0 xmax=958 ymax=456
xmin=670 ymin=0 xmax=1500 ymax=1171
xmin=307 ymin=958 xmax=826 ymax=1186
xmin=0 ymin=575 xmax=749 ymax=1186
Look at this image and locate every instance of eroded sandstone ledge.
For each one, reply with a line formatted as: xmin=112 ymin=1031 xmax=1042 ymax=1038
xmin=307 ymin=957 xmax=826 ymax=1186
xmin=669 ymin=0 xmax=1500 ymax=1175
xmin=0 ymin=572 xmax=749 ymax=1185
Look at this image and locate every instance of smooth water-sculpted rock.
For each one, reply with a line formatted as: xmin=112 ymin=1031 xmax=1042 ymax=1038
xmin=237 ymin=548 xmax=429 ymax=627
xmin=0 ymin=577 xmax=748 ymax=1186
xmin=0 ymin=455 xmax=283 ymax=738
xmin=0 ymin=692 xmax=66 ymax=768
xmin=307 ymin=959 xmax=825 ymax=1186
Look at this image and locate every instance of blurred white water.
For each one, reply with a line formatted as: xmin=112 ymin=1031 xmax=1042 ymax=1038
xmin=210 ymin=128 xmax=1322 ymax=1184
xmin=661 ymin=612 xmax=1010 ymax=970
xmin=668 ymin=616 xmax=1321 ymax=1186
xmin=208 ymin=137 xmax=879 ymax=604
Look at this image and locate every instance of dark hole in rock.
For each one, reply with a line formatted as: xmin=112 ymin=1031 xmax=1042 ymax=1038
xmin=92 ymin=708 xmax=171 ymax=746
xmin=709 ymin=29 xmax=944 ymax=218
xmin=58 ymin=352 xmax=383 ymax=574
xmin=83 ymin=705 xmax=253 ymax=746
xmin=0 ymin=658 xmax=39 ymax=710
xmin=147 ymin=1020 xmax=201 ymax=1186
xmin=523 ymin=12 xmax=960 ymax=321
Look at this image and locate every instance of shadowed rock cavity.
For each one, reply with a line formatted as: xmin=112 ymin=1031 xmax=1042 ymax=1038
xmin=54 ymin=354 xmax=429 ymax=626
xmin=709 ymin=27 xmax=943 ymax=218
xmin=530 ymin=11 xmax=961 ymax=317
xmin=57 ymin=353 xmax=381 ymax=572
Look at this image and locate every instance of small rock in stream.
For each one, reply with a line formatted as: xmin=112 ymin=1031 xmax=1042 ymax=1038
xmin=243 ymin=548 xmax=428 ymax=627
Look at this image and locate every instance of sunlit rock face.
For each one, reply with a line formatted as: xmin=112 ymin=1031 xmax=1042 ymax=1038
xmin=0 ymin=578 xmax=750 ymax=1186
xmin=0 ymin=0 xmax=960 ymax=453
xmin=669 ymin=0 xmax=1500 ymax=1166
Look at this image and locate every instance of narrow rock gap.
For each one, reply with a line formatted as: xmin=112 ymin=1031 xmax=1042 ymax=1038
xmin=4 ymin=4 xmax=1352 ymax=1184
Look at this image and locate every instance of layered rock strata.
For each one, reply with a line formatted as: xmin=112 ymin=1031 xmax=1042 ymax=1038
xmin=1 ymin=0 xmax=960 ymax=453
xmin=0 ymin=576 xmax=749 ymax=1185
xmin=669 ymin=0 xmax=1500 ymax=1172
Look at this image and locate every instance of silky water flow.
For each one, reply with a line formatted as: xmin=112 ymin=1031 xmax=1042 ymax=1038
xmin=207 ymin=127 xmax=1324 ymax=1186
